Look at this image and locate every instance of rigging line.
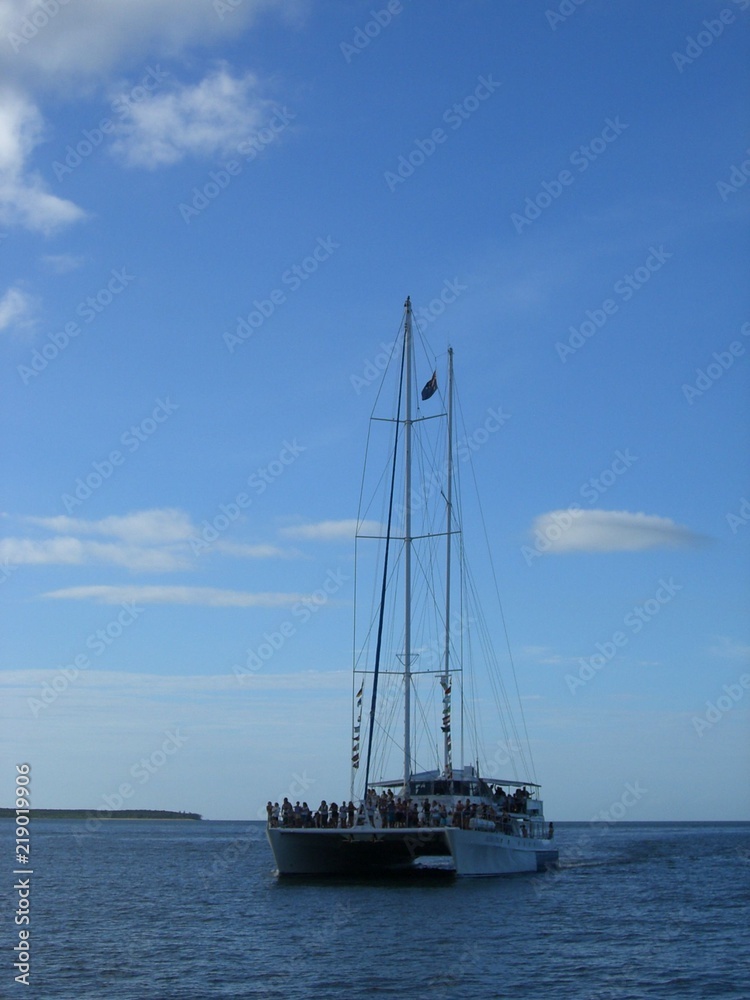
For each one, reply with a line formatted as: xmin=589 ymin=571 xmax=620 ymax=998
xmin=411 ymin=681 xmax=440 ymax=774
xmin=368 ymin=314 xmax=404 ymax=415
xmin=362 ymin=329 xmax=407 ymax=799
xmin=452 ymin=438 xmax=529 ymax=778
xmin=356 ymin=316 xmax=405 ymax=528
xmin=455 ymin=386 xmax=537 ymax=785
xmin=466 ymin=560 xmax=530 ymax=778
xmin=353 ymin=541 xmax=406 ymax=673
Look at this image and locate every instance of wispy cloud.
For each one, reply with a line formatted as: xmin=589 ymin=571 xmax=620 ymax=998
xmin=0 ymin=1 xmax=297 ymax=86
xmin=281 ymin=519 xmax=381 ymax=541
xmin=0 ymin=87 xmax=86 ymax=234
xmin=213 ymin=541 xmax=299 ymax=559
xmin=521 ymin=645 xmax=580 ymax=666
xmin=1 ymin=667 xmax=350 ymax=698
xmin=26 ymin=509 xmax=195 ymax=545
xmin=0 ymin=285 xmax=35 ymax=331
xmin=6 ymin=507 xmax=306 ymax=576
xmin=40 ymin=253 xmax=86 ymax=274
xmin=530 ymin=509 xmax=704 ymax=554
xmin=110 ymin=67 xmax=275 ymax=168
xmin=0 ymin=537 xmax=190 ymax=572
xmin=707 ymin=636 xmax=750 ymax=662
xmin=42 ymin=585 xmax=311 ymax=607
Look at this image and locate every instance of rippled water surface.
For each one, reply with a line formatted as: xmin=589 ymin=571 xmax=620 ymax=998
xmin=4 ymin=820 xmax=749 ymax=999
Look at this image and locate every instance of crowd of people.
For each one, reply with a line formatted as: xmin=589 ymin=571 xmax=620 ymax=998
xmin=266 ymin=785 xmax=553 ymax=837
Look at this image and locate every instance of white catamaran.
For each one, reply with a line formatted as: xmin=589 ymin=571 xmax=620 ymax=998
xmin=267 ymin=296 xmax=558 ymax=876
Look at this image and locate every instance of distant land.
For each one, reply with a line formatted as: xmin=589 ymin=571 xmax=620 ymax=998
xmin=0 ymin=808 xmax=202 ymax=820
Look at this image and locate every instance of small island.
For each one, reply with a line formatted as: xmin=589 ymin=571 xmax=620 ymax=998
xmin=0 ymin=808 xmax=202 ymax=820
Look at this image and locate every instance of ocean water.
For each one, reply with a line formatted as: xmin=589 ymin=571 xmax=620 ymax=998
xmin=3 ymin=820 xmax=749 ymax=1000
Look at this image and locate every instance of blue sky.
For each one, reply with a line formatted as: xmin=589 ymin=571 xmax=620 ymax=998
xmin=1 ymin=0 xmax=748 ymax=822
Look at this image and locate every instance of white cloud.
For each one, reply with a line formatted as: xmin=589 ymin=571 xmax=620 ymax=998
xmin=0 ymin=87 xmax=86 ymax=233
xmin=0 ymin=0 xmax=298 ymax=86
xmin=282 ymin=519 xmax=381 ymax=541
xmin=7 ymin=508 xmax=302 ymax=576
xmin=1 ymin=667 xmax=349 ymax=699
xmin=0 ymin=3 xmax=300 ymax=229
xmin=26 ymin=508 xmax=195 ymax=545
xmin=40 ymin=252 xmax=85 ymax=273
xmin=530 ymin=509 xmax=704 ymax=554
xmin=707 ymin=636 xmax=750 ymax=662
xmin=0 ymin=537 xmax=190 ymax=572
xmin=110 ymin=66 xmax=276 ymax=168
xmin=521 ymin=645 xmax=580 ymax=666
xmin=0 ymin=284 xmax=35 ymax=330
xmin=214 ymin=541 xmax=298 ymax=559
xmin=41 ymin=585 xmax=311 ymax=607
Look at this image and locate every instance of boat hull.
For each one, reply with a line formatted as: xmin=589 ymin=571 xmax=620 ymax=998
xmin=443 ymin=827 xmax=558 ymax=876
xmin=266 ymin=826 xmax=558 ymax=877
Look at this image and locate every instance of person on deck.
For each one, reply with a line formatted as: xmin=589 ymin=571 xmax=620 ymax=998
xmin=387 ymin=798 xmax=396 ymax=828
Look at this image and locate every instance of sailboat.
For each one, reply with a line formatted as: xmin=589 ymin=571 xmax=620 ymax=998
xmin=266 ymin=296 xmax=558 ymax=876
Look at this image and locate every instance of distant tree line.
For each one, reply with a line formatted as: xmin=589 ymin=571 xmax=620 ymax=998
xmin=0 ymin=808 xmax=202 ymax=820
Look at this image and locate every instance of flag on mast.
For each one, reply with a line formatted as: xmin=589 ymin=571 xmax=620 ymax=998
xmin=421 ymin=371 xmax=438 ymax=400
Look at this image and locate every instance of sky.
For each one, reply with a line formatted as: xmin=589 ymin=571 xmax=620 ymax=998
xmin=1 ymin=0 xmax=748 ymax=822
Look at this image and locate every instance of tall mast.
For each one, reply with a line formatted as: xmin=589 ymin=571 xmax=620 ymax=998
xmin=403 ymin=296 xmax=413 ymax=793
xmin=442 ymin=346 xmax=454 ymax=776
